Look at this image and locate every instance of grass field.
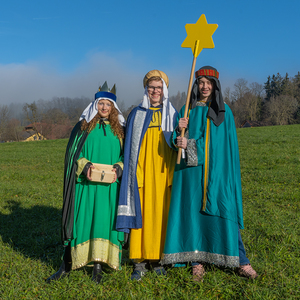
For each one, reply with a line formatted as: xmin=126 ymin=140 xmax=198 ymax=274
xmin=0 ymin=124 xmax=299 ymax=299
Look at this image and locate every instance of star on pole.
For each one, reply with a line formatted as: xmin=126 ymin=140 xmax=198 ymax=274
xmin=181 ymin=14 xmax=218 ymax=57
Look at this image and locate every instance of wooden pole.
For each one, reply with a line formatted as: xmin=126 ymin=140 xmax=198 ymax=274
xmin=176 ymin=40 xmax=199 ymax=164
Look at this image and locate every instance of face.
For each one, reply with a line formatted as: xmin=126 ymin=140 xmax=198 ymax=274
xmin=147 ymin=80 xmax=163 ymax=106
xmin=198 ymin=77 xmax=214 ymax=101
xmin=97 ymin=99 xmax=112 ymax=118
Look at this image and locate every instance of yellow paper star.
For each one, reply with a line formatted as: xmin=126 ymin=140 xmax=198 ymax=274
xmin=181 ymin=14 xmax=218 ymax=57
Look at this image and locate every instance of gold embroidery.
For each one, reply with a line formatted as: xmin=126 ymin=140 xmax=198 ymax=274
xmin=76 ymin=157 xmax=91 ymax=178
xmin=202 ymin=102 xmax=212 ymax=211
xmin=115 ymin=161 xmax=124 ymax=170
xmin=71 ymin=238 xmax=122 ymax=270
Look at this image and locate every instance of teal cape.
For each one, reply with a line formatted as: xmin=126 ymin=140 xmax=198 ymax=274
xmin=161 ymin=103 xmax=243 ymax=268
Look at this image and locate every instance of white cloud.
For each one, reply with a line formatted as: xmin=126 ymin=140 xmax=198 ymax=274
xmin=0 ymin=51 xmax=194 ymax=109
xmin=0 ymin=51 xmax=242 ymax=113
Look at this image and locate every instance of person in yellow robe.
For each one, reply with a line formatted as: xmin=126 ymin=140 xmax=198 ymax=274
xmin=116 ymin=70 xmax=178 ymax=280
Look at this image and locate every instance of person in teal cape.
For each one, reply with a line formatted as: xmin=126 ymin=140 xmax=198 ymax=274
xmin=161 ymin=66 xmax=258 ymax=281
xmin=47 ymin=82 xmax=125 ymax=284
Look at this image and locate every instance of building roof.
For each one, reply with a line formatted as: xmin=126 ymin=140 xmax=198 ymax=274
xmin=240 ymin=120 xmax=269 ymax=128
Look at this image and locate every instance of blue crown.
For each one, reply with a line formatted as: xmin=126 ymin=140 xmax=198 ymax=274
xmin=95 ymin=81 xmax=117 ymax=102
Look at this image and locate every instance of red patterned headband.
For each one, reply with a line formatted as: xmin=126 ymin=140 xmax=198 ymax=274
xmin=195 ymin=69 xmax=219 ymax=79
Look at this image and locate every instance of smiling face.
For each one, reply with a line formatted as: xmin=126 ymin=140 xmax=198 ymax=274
xmin=147 ymin=79 xmax=163 ymax=106
xmin=97 ymin=99 xmax=112 ymax=118
xmin=198 ymin=77 xmax=214 ymax=102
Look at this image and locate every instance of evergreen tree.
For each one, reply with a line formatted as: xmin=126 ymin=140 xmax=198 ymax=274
xmin=264 ymin=76 xmax=271 ymax=101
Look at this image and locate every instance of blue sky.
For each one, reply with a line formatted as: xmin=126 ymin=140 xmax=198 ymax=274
xmin=0 ymin=0 xmax=299 ymax=107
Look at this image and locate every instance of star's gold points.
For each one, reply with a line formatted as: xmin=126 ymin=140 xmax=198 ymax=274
xmin=181 ymin=14 xmax=218 ymax=57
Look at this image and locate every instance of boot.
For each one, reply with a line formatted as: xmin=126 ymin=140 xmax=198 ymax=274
xmin=150 ymin=261 xmax=167 ymax=276
xmin=46 ymin=244 xmax=72 ymax=283
xmin=92 ymin=262 xmax=103 ymax=284
xmin=46 ymin=261 xmax=71 ymax=283
xmin=130 ymin=261 xmax=148 ymax=281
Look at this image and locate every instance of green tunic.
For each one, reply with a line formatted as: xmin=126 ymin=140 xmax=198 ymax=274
xmin=70 ymin=122 xmax=124 ymax=270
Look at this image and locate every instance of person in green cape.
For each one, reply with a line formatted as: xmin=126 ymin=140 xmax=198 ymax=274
xmin=47 ymin=82 xmax=125 ymax=284
xmin=161 ymin=66 xmax=258 ymax=281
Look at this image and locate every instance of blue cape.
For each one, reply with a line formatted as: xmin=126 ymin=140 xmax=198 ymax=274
xmin=116 ymin=106 xmax=154 ymax=233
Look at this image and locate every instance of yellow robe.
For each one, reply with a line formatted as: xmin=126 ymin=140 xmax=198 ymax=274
xmin=129 ymin=107 xmax=176 ymax=260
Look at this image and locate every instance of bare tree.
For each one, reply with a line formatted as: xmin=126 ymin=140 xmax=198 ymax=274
xmin=249 ymin=82 xmax=265 ymax=98
xmin=231 ymin=92 xmax=262 ymax=127
xmin=5 ymin=118 xmax=23 ymax=142
xmin=170 ymin=92 xmax=182 ymax=112
xmin=242 ymin=92 xmax=261 ymax=121
xmin=23 ymin=102 xmax=43 ymax=137
xmin=0 ymin=105 xmax=10 ymax=141
xmin=265 ymin=95 xmax=298 ymax=125
xmin=117 ymin=100 xmax=126 ymax=115
xmin=42 ymin=108 xmax=70 ymax=125
xmin=232 ymin=78 xmax=249 ymax=102
xmin=31 ymin=97 xmax=92 ymax=125
xmin=223 ymin=87 xmax=232 ymax=105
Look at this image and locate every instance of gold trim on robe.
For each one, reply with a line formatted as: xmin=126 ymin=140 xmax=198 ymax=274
xmin=71 ymin=238 xmax=122 ymax=270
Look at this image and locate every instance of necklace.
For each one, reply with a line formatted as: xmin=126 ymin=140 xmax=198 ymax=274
xmin=196 ymin=100 xmax=211 ymax=107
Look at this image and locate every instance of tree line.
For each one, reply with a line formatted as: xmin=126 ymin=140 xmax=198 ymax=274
xmin=0 ymin=97 xmax=91 ymax=142
xmin=0 ymin=71 xmax=299 ymax=142
xmin=225 ymin=72 xmax=300 ymax=127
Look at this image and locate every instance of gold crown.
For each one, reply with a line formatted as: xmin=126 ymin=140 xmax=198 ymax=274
xmin=98 ymin=81 xmax=116 ymax=95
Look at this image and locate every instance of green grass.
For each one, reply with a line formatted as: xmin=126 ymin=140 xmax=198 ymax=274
xmin=0 ymin=125 xmax=299 ymax=299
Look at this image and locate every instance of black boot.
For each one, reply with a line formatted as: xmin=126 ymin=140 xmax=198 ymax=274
xmin=46 ymin=261 xmax=72 ymax=283
xmin=92 ymin=262 xmax=103 ymax=284
xmin=46 ymin=245 xmax=72 ymax=283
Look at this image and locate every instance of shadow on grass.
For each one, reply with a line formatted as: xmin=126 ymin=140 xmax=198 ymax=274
xmin=0 ymin=200 xmax=63 ymax=266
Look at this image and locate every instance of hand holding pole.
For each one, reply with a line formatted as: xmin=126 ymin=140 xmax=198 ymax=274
xmin=176 ymin=15 xmax=218 ymax=164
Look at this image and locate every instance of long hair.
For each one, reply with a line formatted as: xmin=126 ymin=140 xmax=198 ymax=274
xmin=80 ymin=104 xmax=124 ymax=139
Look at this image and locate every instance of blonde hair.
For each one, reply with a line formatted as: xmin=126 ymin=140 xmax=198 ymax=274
xmin=146 ymin=76 xmax=163 ymax=87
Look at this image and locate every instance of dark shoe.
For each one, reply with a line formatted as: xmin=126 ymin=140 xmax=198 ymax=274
xmin=92 ymin=263 xmax=103 ymax=284
xmin=130 ymin=269 xmax=148 ymax=281
xmin=130 ymin=262 xmax=148 ymax=281
xmin=153 ymin=267 xmax=167 ymax=276
xmin=46 ymin=261 xmax=71 ymax=283
xmin=238 ymin=264 xmax=258 ymax=279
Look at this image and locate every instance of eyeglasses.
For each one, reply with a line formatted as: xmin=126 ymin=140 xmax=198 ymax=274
xmin=147 ymin=86 xmax=163 ymax=92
